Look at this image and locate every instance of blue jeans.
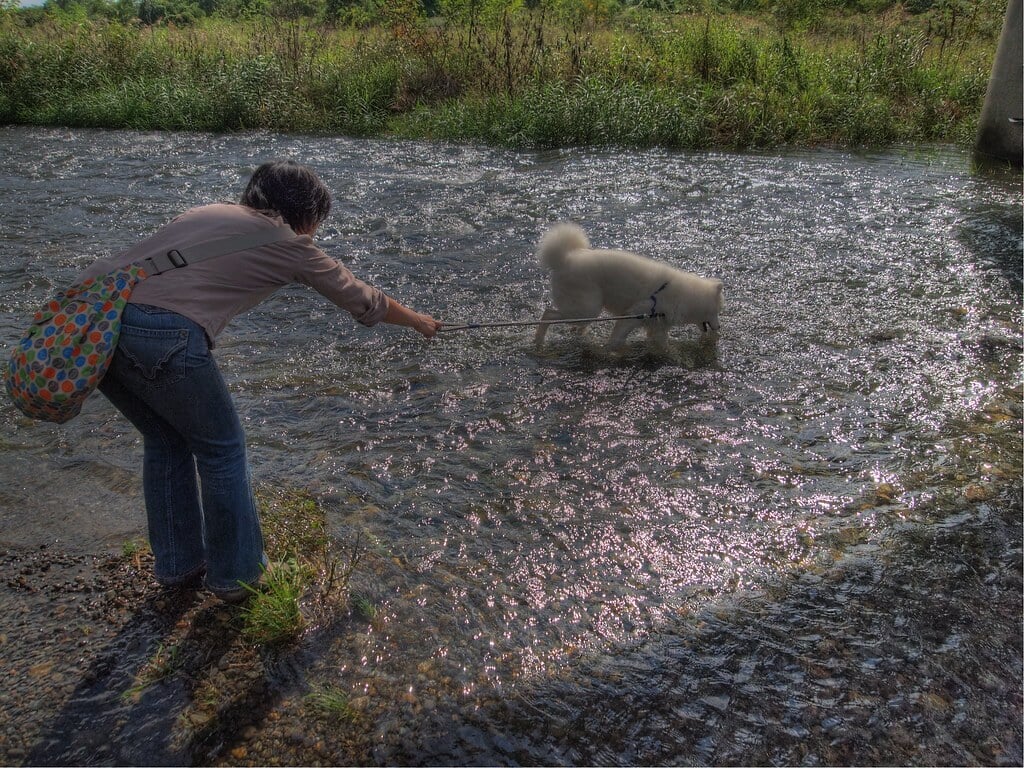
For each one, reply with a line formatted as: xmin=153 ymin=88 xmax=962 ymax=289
xmin=98 ymin=303 xmax=265 ymax=594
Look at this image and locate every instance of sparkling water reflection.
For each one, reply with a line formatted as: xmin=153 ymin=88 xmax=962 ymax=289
xmin=0 ymin=127 xmax=1020 ymax=764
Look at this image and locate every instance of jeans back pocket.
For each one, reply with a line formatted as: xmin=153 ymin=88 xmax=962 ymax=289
xmin=116 ymin=326 xmax=189 ymax=386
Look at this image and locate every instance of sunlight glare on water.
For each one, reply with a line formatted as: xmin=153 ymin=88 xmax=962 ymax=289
xmin=0 ymin=127 xmax=1020 ymax=764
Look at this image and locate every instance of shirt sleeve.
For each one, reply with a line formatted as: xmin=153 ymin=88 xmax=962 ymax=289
xmin=291 ymin=240 xmax=390 ymax=327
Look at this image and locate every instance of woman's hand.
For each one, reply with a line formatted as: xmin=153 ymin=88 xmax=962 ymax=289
xmin=411 ymin=312 xmax=442 ymax=339
xmin=384 ymin=299 xmax=442 ymax=339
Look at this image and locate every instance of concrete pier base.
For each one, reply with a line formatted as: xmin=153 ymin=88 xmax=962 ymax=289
xmin=974 ymin=0 xmax=1023 ymax=168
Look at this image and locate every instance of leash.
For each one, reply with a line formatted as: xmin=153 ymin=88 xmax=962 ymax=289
xmin=439 ymin=312 xmax=664 ymax=333
xmin=440 ymin=281 xmax=671 ymax=334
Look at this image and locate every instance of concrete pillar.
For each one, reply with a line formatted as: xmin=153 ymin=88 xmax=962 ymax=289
xmin=974 ymin=0 xmax=1023 ymax=168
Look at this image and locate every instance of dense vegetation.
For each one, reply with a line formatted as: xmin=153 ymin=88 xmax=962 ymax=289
xmin=0 ymin=0 xmax=1007 ymax=149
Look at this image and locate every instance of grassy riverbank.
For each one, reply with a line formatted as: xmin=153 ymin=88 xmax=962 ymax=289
xmin=0 ymin=1 xmax=1007 ymax=149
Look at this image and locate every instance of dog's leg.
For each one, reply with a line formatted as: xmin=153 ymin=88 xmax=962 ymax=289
xmin=608 ymin=298 xmax=660 ymax=351
xmin=534 ymin=307 xmax=563 ymax=348
xmin=606 ymin=318 xmax=644 ymax=351
xmin=646 ymin=323 xmax=671 ymax=354
xmin=700 ymin=326 xmax=720 ymax=346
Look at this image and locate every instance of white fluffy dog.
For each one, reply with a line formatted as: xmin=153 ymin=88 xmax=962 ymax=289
xmin=534 ymin=223 xmax=724 ymax=351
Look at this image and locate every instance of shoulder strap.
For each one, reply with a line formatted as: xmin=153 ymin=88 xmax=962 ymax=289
xmin=135 ymin=226 xmax=297 ymax=276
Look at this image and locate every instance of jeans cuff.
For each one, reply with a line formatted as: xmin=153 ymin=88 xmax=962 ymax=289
xmin=155 ymin=562 xmax=207 ymax=587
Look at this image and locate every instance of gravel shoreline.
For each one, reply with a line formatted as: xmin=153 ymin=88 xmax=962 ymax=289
xmin=0 ymin=545 xmax=373 ymax=766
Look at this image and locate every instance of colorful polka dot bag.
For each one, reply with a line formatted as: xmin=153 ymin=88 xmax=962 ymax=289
xmin=5 ymin=265 xmax=147 ymax=424
xmin=5 ymin=226 xmax=296 ymax=424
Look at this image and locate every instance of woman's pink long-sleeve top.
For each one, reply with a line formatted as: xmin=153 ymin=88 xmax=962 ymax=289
xmin=80 ymin=202 xmax=390 ymax=345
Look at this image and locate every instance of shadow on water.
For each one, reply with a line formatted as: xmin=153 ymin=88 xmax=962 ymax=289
xmin=533 ymin=329 xmax=721 ymax=372
xmin=958 ymin=201 xmax=1024 ymax=295
xmin=381 ymin=483 xmax=1023 ymax=767
xmin=24 ymin=590 xmax=237 ymax=765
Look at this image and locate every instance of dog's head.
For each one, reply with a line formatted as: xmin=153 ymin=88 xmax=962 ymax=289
xmin=699 ymin=280 xmax=724 ymax=333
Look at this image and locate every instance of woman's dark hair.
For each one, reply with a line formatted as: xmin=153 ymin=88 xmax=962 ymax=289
xmin=240 ymin=160 xmax=331 ymax=233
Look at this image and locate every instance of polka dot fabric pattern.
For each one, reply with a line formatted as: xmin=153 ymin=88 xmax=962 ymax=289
xmin=5 ymin=266 xmax=147 ymax=423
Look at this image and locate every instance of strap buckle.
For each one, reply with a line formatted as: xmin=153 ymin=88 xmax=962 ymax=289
xmin=166 ymin=249 xmax=188 ymax=268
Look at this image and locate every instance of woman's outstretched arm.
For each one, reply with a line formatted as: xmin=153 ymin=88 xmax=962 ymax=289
xmin=383 ymin=298 xmax=442 ymax=339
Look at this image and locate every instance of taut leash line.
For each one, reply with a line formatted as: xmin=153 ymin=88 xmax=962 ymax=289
xmin=442 ymin=280 xmax=672 ymax=333
xmin=439 ymin=313 xmax=663 ymax=333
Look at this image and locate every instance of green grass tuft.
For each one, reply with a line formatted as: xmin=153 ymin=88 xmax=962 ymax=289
xmin=240 ymin=560 xmax=309 ymax=646
xmin=122 ymin=641 xmax=182 ymax=699
xmin=350 ymin=592 xmax=378 ymax=622
xmin=305 ymin=684 xmax=359 ymax=722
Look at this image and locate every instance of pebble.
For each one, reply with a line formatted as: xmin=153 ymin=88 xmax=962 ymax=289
xmin=28 ymin=661 xmax=54 ymax=678
xmin=188 ymin=711 xmax=213 ymax=727
xmin=964 ymin=484 xmax=994 ymax=502
xmin=874 ymin=483 xmax=897 ymax=504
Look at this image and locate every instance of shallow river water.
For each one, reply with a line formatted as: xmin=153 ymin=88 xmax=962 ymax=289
xmin=0 ymin=126 xmax=1020 ymax=765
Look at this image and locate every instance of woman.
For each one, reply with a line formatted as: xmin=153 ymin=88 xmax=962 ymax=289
xmin=82 ymin=160 xmax=441 ymax=602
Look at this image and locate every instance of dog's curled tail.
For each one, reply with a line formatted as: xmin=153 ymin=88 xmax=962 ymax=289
xmin=537 ymin=222 xmax=590 ymax=271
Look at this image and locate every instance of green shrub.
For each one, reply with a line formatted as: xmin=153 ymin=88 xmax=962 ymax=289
xmin=0 ymin=6 xmax=1000 ymax=149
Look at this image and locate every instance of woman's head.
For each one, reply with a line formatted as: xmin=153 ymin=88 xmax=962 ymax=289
xmin=240 ymin=160 xmax=331 ymax=235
